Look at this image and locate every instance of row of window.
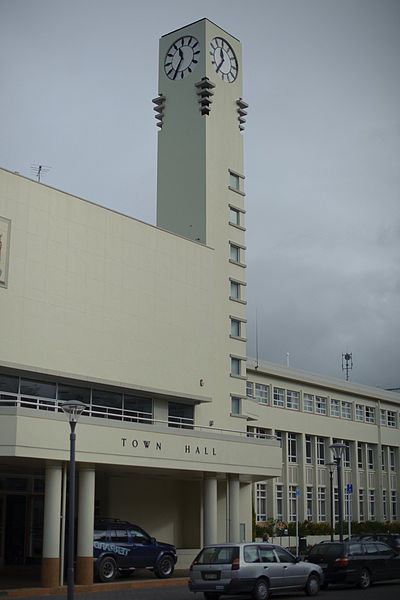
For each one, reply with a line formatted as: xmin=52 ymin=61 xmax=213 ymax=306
xmin=248 ymin=428 xmax=398 ymax=472
xmin=246 ymin=382 xmax=398 ymax=427
xmin=228 ymin=169 xmax=246 ymax=382
xmin=256 ymin=484 xmax=398 ymax=523
xmin=0 ymin=373 xmax=194 ymax=429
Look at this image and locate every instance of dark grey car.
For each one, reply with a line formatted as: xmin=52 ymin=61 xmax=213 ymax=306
xmin=306 ymin=540 xmax=400 ymax=588
xmin=188 ymin=542 xmax=323 ymax=600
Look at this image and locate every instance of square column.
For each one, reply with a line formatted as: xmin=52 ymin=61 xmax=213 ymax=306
xmin=228 ymin=474 xmax=240 ymax=543
xmin=76 ymin=466 xmax=95 ymax=584
xmin=41 ymin=463 xmax=62 ymax=587
xmin=203 ymin=473 xmax=218 ymax=545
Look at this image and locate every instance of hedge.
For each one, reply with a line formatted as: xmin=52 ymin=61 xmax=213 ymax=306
xmin=255 ymin=519 xmax=400 ymax=539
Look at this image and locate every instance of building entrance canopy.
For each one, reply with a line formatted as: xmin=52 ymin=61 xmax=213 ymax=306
xmin=1 ymin=409 xmax=281 ymax=480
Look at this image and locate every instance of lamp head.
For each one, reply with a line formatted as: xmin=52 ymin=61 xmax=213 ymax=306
xmin=325 ymin=460 xmax=336 ymax=474
xmin=61 ymin=400 xmax=87 ymax=423
xmin=329 ymin=442 xmax=346 ymax=460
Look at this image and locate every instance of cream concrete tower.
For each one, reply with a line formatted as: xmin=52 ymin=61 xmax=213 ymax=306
xmin=154 ymin=19 xmax=249 ymax=427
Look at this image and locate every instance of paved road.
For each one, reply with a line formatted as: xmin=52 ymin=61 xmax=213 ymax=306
xmin=13 ymin=580 xmax=400 ymax=600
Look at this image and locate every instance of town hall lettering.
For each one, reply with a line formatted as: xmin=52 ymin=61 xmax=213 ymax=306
xmin=120 ymin=438 xmax=216 ymax=457
xmin=185 ymin=445 xmax=216 ymax=456
xmin=121 ymin=438 xmax=162 ymax=451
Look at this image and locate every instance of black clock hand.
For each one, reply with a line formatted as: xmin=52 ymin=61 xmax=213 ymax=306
xmin=216 ymin=48 xmax=225 ymax=73
xmin=174 ymin=48 xmax=184 ymax=79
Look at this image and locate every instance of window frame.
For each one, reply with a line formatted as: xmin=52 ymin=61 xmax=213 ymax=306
xmin=231 ymin=396 xmax=242 ymax=415
xmin=315 ymin=396 xmax=327 ymax=415
xmin=355 ymin=404 xmax=364 ymax=421
xmin=365 ymin=406 xmax=375 ymax=423
xmin=318 ymin=487 xmax=326 ymax=522
xmin=330 ymin=398 xmax=340 ymax=417
xmin=341 ymin=401 xmax=352 ymax=420
xmin=317 ymin=437 xmax=325 ymax=465
xmin=303 ymin=393 xmax=314 ymax=413
xmin=256 ymin=483 xmax=267 ymax=522
xmin=286 ymin=390 xmax=299 ymax=410
xmin=255 ymin=383 xmax=269 ymax=405
xmin=305 ymin=434 xmax=313 ymax=464
xmin=273 ymin=387 xmax=285 ymax=407
xmin=287 ymin=433 xmax=297 ymax=463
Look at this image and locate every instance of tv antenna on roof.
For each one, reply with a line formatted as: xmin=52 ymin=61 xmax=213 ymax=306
xmin=31 ymin=164 xmax=51 ymax=183
xmin=342 ymin=352 xmax=353 ymax=381
xmin=255 ymin=309 xmax=259 ymax=369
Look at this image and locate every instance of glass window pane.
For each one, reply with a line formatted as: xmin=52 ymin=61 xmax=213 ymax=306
xmin=124 ymin=395 xmax=152 ymax=414
xmin=230 ymin=244 xmax=240 ymax=262
xmin=231 ymin=319 xmax=240 ymax=337
xmin=20 ymin=379 xmax=56 ymax=398
xmin=230 ymin=173 xmax=240 ymax=190
xmin=231 ymin=396 xmax=241 ymax=414
xmin=0 ymin=374 xmax=19 ymax=393
xmin=230 ymin=281 xmax=239 ymax=299
xmin=168 ymin=402 xmax=194 ymax=420
xmin=58 ymin=384 xmax=90 ymax=403
xmin=229 ymin=208 xmax=240 ymax=225
xmin=92 ymin=390 xmax=122 ymax=409
xmin=231 ymin=357 xmax=241 ymax=375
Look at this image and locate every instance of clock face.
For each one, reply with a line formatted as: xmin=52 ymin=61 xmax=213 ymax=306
xmin=210 ymin=37 xmax=238 ymax=82
xmin=164 ymin=36 xmax=200 ymax=80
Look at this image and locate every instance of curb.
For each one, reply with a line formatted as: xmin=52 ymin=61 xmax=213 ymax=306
xmin=1 ymin=576 xmax=189 ymax=598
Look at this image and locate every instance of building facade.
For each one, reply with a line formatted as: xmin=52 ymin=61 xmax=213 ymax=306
xmin=246 ymin=360 xmax=399 ymax=528
xmin=0 ymin=19 xmax=281 ymax=586
xmin=0 ymin=17 xmax=398 ymax=590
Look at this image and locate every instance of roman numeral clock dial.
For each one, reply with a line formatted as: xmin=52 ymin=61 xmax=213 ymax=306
xmin=210 ymin=37 xmax=238 ymax=82
xmin=164 ymin=36 xmax=200 ymax=80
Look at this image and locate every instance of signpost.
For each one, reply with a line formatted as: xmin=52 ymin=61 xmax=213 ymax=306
xmin=296 ymin=488 xmax=300 ymax=556
xmin=346 ymin=483 xmax=353 ymax=538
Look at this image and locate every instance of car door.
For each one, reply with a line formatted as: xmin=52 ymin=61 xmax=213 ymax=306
xmin=258 ymin=545 xmax=283 ymax=590
xmin=363 ymin=542 xmax=384 ymax=580
xmin=375 ymin=542 xmax=400 ymax=580
xmin=128 ymin=525 xmax=158 ymax=568
xmin=109 ymin=526 xmax=132 ymax=568
xmin=274 ymin=546 xmax=305 ymax=587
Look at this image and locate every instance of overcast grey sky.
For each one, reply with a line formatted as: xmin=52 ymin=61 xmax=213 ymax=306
xmin=1 ymin=0 xmax=399 ymax=389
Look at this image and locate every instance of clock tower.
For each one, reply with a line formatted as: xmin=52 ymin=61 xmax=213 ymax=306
xmin=154 ymin=18 xmax=247 ymax=247
xmin=154 ymin=18 xmax=248 ymax=432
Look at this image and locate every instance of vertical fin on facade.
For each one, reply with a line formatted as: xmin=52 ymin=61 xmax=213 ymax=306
xmin=236 ymin=98 xmax=248 ymax=131
xmin=195 ymin=77 xmax=215 ymax=115
xmin=152 ymin=94 xmax=166 ymax=128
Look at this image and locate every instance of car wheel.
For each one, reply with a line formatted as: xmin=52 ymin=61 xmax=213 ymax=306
xmin=154 ymin=554 xmax=175 ymax=578
xmin=252 ymin=577 xmax=269 ymax=600
xmin=204 ymin=593 xmax=221 ymax=600
xmin=358 ymin=568 xmax=371 ymax=589
xmin=97 ymin=556 xmax=118 ymax=582
xmin=305 ymin=573 xmax=320 ymax=596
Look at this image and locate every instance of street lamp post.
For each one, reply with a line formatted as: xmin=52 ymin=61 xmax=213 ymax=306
xmin=61 ymin=400 xmax=87 ymax=600
xmin=329 ymin=442 xmax=346 ymax=542
xmin=326 ymin=461 xmax=336 ymax=542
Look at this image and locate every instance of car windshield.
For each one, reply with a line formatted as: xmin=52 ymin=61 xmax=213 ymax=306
xmin=196 ymin=546 xmax=239 ymax=564
xmin=309 ymin=544 xmax=343 ymax=558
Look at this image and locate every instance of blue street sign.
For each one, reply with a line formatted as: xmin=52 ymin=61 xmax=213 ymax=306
xmin=347 ymin=483 xmax=353 ymax=494
xmin=296 ymin=489 xmax=300 ymax=497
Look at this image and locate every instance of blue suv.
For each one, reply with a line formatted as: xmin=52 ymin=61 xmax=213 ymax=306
xmin=93 ymin=518 xmax=177 ymax=582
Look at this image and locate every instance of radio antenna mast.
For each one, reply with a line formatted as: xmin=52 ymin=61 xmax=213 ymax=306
xmin=342 ymin=352 xmax=353 ymax=381
xmin=255 ymin=309 xmax=259 ymax=369
xmin=31 ymin=164 xmax=51 ymax=183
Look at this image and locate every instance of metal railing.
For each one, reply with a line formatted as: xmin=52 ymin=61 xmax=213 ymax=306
xmin=0 ymin=391 xmax=277 ymax=441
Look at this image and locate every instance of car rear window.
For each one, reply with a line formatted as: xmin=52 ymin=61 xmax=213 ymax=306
xmin=196 ymin=546 xmax=239 ymax=564
xmin=309 ymin=544 xmax=343 ymax=558
xmin=376 ymin=543 xmax=393 ymax=555
xmin=348 ymin=543 xmax=363 ymax=555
